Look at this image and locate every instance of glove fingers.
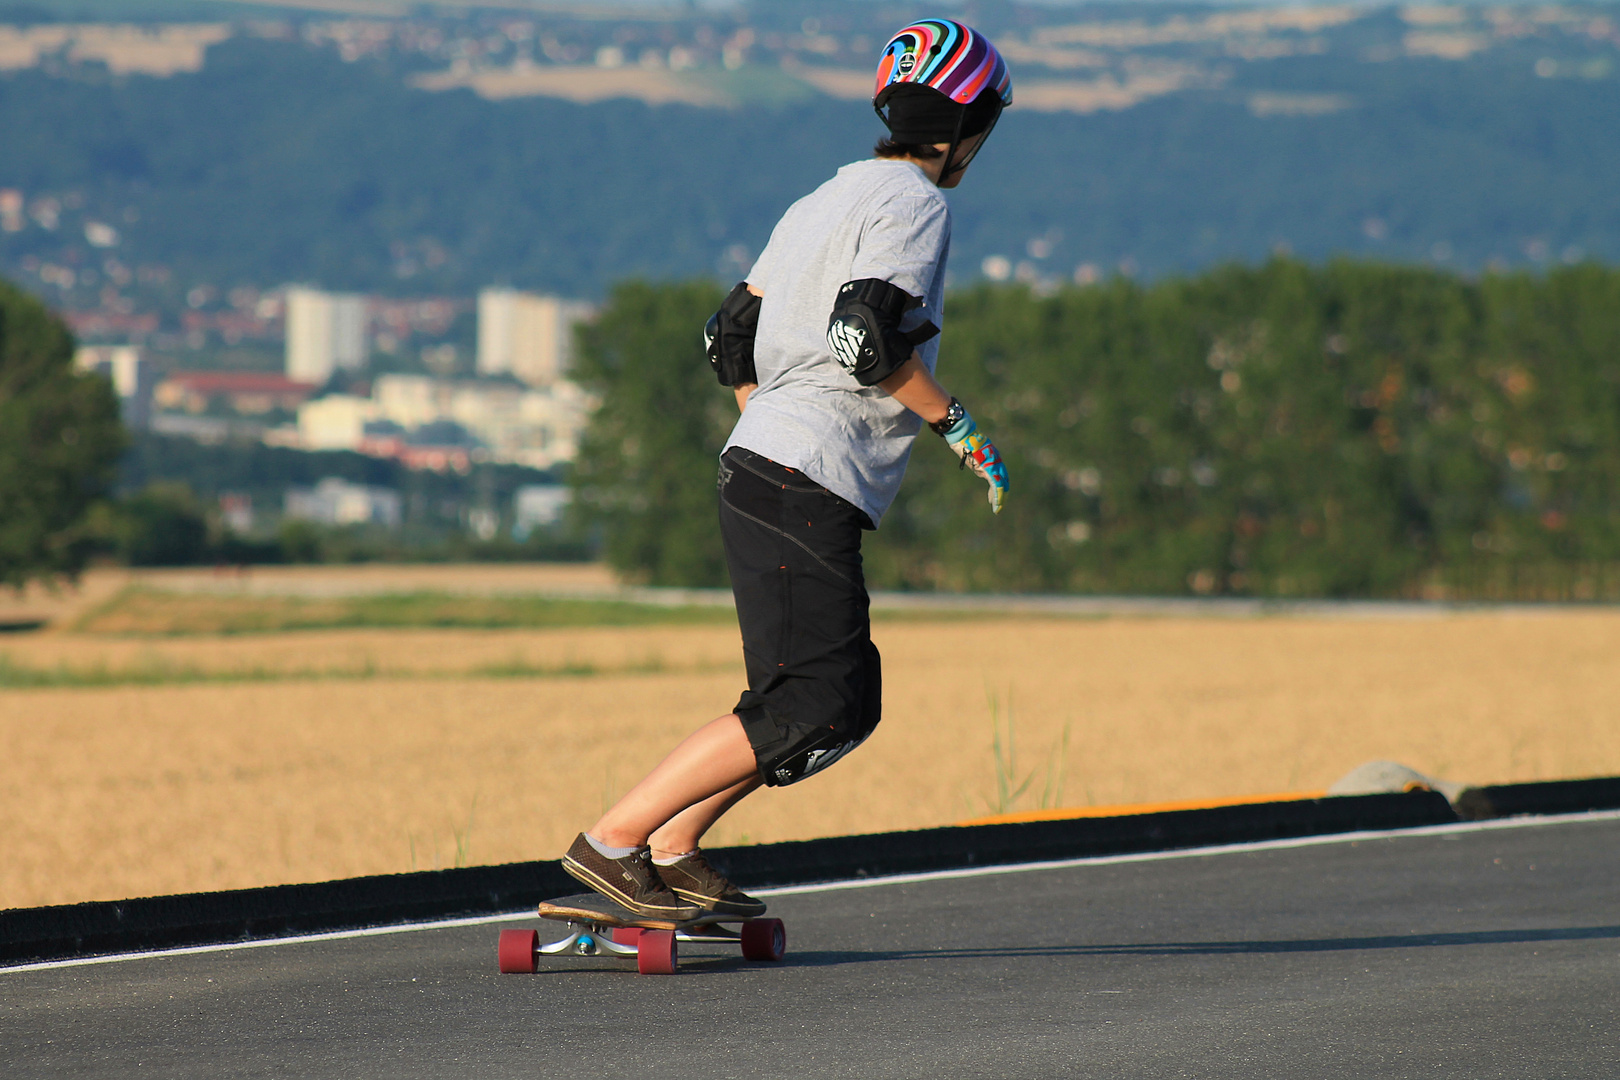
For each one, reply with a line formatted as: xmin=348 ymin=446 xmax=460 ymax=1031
xmin=948 ymin=422 xmax=1008 ymax=514
xmin=962 ymin=447 xmax=1008 ymax=514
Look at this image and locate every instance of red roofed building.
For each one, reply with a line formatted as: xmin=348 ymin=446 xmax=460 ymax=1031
xmin=154 ymin=372 xmax=319 ymax=415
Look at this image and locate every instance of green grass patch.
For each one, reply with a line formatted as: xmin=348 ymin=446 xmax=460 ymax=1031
xmin=72 ymin=587 xmax=737 ymax=637
xmin=0 ymin=653 xmax=221 ymax=689
xmin=0 ymin=652 xmax=723 ymax=690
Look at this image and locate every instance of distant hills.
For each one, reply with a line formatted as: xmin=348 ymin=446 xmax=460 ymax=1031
xmin=1 ymin=2 xmax=1618 ymax=316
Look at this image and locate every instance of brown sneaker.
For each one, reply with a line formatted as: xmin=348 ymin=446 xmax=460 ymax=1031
xmin=655 ymin=849 xmax=767 ymax=917
xmin=561 ymin=834 xmax=702 ymax=920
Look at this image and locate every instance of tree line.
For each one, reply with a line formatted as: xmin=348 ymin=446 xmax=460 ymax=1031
xmin=572 ymin=261 xmax=1620 ymax=601
xmin=8 ymin=261 xmax=1620 ymax=599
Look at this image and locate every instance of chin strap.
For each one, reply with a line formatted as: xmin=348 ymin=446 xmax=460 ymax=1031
xmin=936 ymin=108 xmax=968 ymax=184
xmin=938 ymin=102 xmax=1003 ymax=184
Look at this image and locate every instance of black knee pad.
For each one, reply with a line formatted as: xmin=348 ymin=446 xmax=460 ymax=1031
xmin=749 ymin=640 xmax=882 ymax=788
xmin=763 ymin=729 xmax=868 ymax=787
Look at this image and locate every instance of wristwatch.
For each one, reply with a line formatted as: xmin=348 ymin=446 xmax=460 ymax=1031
xmin=929 ymin=397 xmax=966 ymax=437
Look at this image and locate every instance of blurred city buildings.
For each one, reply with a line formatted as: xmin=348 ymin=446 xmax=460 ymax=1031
xmin=285 ymin=287 xmax=366 ymax=383
xmin=289 ymin=373 xmax=591 ymax=470
xmin=153 ymin=371 xmax=317 ymax=416
xmin=275 ymin=288 xmax=594 ymax=469
xmin=284 ymin=477 xmax=402 ymax=527
xmin=73 ymin=344 xmax=154 ymax=429
xmin=64 ymin=282 xmax=600 ymax=477
xmin=476 ymin=288 xmax=593 ymax=387
xmin=218 ymin=492 xmax=254 ymax=534
xmin=512 ymin=484 xmax=571 ymax=540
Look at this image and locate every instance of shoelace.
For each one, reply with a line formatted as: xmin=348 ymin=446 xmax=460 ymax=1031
xmin=624 ymin=848 xmax=662 ymax=888
xmin=679 ymin=852 xmax=734 ymax=894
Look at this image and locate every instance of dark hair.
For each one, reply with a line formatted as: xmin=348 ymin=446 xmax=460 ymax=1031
xmin=873 ymin=138 xmax=944 ymax=160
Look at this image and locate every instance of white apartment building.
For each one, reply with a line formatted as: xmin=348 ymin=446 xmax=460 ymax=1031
xmin=296 ymin=394 xmax=375 ymax=450
xmin=285 ymin=287 xmax=367 ymax=383
xmin=476 ymin=288 xmax=593 ymax=387
xmin=74 ymin=344 xmax=154 ymax=428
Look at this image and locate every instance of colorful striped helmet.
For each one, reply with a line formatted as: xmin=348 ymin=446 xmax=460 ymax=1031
xmin=873 ymin=19 xmax=1013 ymax=111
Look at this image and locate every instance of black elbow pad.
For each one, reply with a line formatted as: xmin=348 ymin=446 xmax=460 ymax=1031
xmin=825 ymin=278 xmax=940 ymax=386
xmin=704 ymin=282 xmax=762 ymax=387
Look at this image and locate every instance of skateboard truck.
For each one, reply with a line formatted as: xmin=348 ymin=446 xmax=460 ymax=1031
xmin=539 ymin=925 xmax=640 ymax=959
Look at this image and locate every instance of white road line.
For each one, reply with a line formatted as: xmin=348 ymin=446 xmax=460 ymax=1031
xmin=751 ymin=809 xmax=1620 ymax=896
xmin=6 ymin=808 xmax=1618 ymax=975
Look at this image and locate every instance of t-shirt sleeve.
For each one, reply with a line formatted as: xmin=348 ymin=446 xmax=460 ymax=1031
xmin=848 ymin=192 xmax=951 ymax=304
xmin=744 ymin=222 xmax=783 ymax=294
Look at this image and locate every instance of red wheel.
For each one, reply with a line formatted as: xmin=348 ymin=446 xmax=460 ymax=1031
xmin=612 ymin=927 xmax=643 ymax=947
xmin=636 ymin=929 xmax=678 ymax=975
xmin=497 ymin=928 xmax=538 ymax=974
xmin=740 ymin=918 xmax=786 ymax=962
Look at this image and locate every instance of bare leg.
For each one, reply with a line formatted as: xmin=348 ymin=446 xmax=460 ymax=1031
xmin=650 ymin=774 xmax=762 ymax=857
xmin=589 ymin=713 xmax=757 ymax=848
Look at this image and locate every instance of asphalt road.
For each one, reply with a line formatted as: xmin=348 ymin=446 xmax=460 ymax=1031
xmin=3 ymin=815 xmax=1616 ymax=1079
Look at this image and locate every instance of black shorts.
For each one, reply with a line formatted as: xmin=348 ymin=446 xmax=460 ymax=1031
xmin=719 ymin=447 xmax=881 ymax=787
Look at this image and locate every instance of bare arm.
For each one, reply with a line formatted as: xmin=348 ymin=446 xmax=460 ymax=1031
xmin=878 ymin=353 xmax=952 ymax=426
xmin=883 ymin=351 xmax=1008 ymax=512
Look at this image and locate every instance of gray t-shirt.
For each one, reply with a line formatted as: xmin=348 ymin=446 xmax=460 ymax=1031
xmin=725 ymin=158 xmax=951 ymax=528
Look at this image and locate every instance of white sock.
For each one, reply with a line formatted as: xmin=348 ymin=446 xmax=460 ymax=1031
xmin=584 ymin=833 xmax=638 ymax=860
xmin=652 ymin=850 xmax=693 ymax=866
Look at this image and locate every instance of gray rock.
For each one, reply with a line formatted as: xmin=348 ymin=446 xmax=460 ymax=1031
xmin=1328 ymin=759 xmax=1465 ymax=803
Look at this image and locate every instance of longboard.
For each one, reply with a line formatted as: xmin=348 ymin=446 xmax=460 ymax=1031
xmin=497 ymin=892 xmax=786 ymax=976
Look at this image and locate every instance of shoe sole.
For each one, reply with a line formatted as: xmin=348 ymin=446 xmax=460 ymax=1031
xmin=561 ymin=855 xmax=701 ymax=920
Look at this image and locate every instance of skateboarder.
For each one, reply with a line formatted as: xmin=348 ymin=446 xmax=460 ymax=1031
xmin=562 ymin=19 xmax=1014 ymax=919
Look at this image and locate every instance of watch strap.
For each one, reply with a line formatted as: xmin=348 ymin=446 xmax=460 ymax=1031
xmin=930 ymin=397 xmax=966 ymax=437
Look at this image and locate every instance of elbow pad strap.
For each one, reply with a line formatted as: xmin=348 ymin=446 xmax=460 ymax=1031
xmin=826 ymin=278 xmax=940 ymax=387
xmin=704 ymin=282 xmax=761 ymax=387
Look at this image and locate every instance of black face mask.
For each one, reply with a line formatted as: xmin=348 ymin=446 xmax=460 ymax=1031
xmin=875 ymin=84 xmax=1004 ymax=181
xmin=876 ymin=84 xmax=958 ymax=140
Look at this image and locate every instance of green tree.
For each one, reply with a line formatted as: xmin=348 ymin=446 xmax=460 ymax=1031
xmin=573 ymin=265 xmax=1620 ymax=599
xmin=570 ymin=280 xmax=732 ymax=586
xmin=106 ymin=484 xmax=211 ymax=567
xmin=0 ymin=279 xmax=126 ymax=588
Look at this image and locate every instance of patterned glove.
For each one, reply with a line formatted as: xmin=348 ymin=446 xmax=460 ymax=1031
xmin=935 ymin=401 xmax=1009 ymax=514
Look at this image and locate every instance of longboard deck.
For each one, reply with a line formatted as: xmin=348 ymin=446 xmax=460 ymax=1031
xmin=537 ymin=892 xmax=751 ymax=933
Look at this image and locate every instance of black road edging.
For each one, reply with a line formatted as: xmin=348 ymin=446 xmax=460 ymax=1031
xmin=1454 ymin=776 xmax=1620 ymax=821
xmin=707 ymin=789 xmax=1455 ymax=887
xmin=4 ymin=777 xmax=1617 ymax=968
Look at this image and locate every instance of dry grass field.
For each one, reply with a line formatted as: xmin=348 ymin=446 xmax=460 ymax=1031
xmin=2 ymin=566 xmax=1618 ymax=910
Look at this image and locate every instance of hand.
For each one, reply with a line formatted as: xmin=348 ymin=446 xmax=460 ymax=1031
xmin=941 ymin=412 xmax=1009 ymax=514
